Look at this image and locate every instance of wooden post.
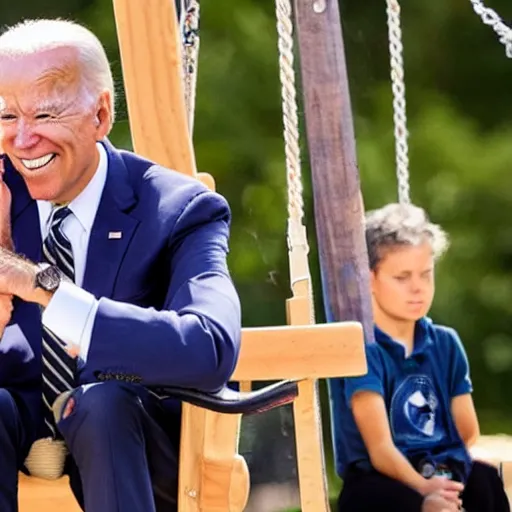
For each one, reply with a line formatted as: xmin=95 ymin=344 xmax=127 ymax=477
xmin=293 ymin=0 xmax=373 ymax=337
xmin=293 ymin=0 xmax=374 ymax=486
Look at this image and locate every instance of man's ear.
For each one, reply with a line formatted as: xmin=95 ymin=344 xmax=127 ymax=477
xmin=94 ymin=91 xmax=113 ymax=139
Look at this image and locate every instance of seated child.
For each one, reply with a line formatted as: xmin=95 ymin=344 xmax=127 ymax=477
xmin=336 ymin=203 xmax=509 ymax=512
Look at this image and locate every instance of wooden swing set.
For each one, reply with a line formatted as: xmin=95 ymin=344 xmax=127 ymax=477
xmin=18 ymin=0 xmax=512 ymax=510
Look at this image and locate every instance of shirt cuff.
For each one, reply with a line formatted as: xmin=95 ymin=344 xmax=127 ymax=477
xmin=41 ymin=281 xmax=98 ymax=362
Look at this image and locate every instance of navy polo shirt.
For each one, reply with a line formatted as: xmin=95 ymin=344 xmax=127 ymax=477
xmin=334 ymin=317 xmax=473 ymax=481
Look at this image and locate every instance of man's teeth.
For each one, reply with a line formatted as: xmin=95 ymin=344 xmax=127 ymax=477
xmin=21 ymin=154 xmax=55 ymax=170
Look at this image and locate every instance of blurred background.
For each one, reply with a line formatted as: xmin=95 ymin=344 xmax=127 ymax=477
xmin=2 ymin=0 xmax=512 ymax=509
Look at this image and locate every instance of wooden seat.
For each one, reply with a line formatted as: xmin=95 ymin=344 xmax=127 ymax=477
xmin=18 ymin=474 xmax=80 ymax=512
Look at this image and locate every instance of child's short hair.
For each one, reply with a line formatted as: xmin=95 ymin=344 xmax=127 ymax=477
xmin=365 ymin=203 xmax=449 ymax=270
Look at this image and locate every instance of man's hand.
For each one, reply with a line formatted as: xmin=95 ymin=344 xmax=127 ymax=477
xmin=0 ymin=246 xmax=37 ymax=300
xmin=0 ymin=293 xmax=13 ymax=337
xmin=0 ymin=157 xmax=13 ymax=251
xmin=0 ymin=247 xmax=54 ymax=307
xmin=420 ymin=477 xmax=464 ymax=506
xmin=422 ymin=492 xmax=461 ymax=512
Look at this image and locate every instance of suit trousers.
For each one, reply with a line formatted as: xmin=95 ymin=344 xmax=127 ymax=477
xmin=337 ymin=460 xmax=510 ymax=512
xmin=57 ymin=381 xmax=179 ymax=512
xmin=0 ymin=388 xmax=27 ymax=512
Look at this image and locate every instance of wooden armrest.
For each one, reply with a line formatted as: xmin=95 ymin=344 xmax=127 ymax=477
xmin=233 ymin=321 xmax=366 ymax=381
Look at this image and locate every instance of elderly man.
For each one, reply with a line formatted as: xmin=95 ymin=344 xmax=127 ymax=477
xmin=0 ymin=18 xmax=241 ymax=512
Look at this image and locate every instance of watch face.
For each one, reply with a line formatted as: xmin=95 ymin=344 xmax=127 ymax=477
xmin=37 ymin=266 xmax=61 ymax=291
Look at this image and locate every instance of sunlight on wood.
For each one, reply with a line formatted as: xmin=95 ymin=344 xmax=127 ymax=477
xmin=18 ymin=473 xmax=81 ymax=512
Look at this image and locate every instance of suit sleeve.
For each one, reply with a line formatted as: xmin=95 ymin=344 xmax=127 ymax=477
xmin=83 ymin=191 xmax=241 ymax=392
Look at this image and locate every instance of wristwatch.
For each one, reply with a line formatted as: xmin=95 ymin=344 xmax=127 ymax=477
xmin=34 ymin=263 xmax=62 ymax=292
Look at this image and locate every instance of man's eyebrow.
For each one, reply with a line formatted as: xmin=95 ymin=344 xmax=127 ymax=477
xmin=34 ymin=100 xmax=62 ymax=111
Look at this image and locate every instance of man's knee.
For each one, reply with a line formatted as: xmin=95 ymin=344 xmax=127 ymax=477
xmin=58 ymin=382 xmax=143 ymax=436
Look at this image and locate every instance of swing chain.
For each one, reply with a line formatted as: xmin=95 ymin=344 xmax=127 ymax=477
xmin=180 ymin=0 xmax=201 ymax=133
xmin=470 ymin=0 xmax=512 ymax=58
xmin=386 ymin=0 xmax=411 ymax=205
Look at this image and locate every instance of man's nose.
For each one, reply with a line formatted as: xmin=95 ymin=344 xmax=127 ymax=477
xmin=13 ymin=120 xmax=40 ymax=150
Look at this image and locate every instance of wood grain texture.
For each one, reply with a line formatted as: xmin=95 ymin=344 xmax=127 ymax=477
xmin=18 ymin=474 xmax=81 ymax=512
xmin=293 ymin=0 xmax=373 ymax=337
xmin=233 ymin=320 xmax=365 ymax=381
xmin=112 ymin=0 xmax=196 ymax=176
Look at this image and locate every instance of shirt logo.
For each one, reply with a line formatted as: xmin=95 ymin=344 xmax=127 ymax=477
xmin=390 ymin=374 xmax=446 ymax=446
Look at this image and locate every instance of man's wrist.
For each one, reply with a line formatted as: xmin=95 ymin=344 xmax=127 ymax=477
xmin=16 ymin=263 xmax=55 ymax=306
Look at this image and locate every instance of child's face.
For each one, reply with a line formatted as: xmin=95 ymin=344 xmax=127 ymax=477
xmin=371 ymin=242 xmax=435 ymax=323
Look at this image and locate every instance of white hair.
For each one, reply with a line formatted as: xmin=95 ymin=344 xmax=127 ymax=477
xmin=0 ymin=19 xmax=115 ymax=125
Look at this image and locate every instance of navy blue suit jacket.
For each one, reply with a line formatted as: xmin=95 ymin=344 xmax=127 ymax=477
xmin=4 ymin=139 xmax=241 ymax=447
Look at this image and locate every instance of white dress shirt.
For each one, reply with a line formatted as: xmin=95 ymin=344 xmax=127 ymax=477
xmin=38 ymin=143 xmax=107 ymax=361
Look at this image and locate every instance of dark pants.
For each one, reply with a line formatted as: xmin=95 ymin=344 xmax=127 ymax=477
xmin=337 ymin=461 xmax=510 ymax=512
xmin=0 ymin=388 xmax=28 ymax=511
xmin=57 ymin=381 xmax=179 ymax=512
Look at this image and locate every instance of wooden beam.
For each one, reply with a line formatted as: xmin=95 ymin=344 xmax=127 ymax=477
xmin=112 ymin=0 xmax=196 ymax=176
xmin=233 ymin=321 xmax=365 ymax=381
xmin=293 ymin=0 xmax=373 ymax=337
xmin=293 ymin=2 xmax=372 ymax=507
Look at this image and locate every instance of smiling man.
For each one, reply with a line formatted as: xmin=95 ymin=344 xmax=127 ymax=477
xmin=0 ymin=19 xmax=241 ymax=512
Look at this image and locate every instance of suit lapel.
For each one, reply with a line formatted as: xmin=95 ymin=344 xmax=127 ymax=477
xmin=82 ymin=141 xmax=139 ymax=299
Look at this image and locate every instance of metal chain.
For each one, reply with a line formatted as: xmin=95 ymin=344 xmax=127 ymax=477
xmin=386 ymin=0 xmax=411 ymax=205
xmin=275 ymin=0 xmax=315 ymax=322
xmin=181 ymin=0 xmax=201 ymax=133
xmin=470 ymin=0 xmax=512 ymax=58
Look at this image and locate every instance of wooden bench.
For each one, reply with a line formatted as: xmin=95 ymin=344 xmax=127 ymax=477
xmin=18 ymin=435 xmax=512 ymax=510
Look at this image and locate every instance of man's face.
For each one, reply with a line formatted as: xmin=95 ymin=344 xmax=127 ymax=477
xmin=371 ymin=242 xmax=435 ymax=323
xmin=0 ymin=47 xmax=110 ymax=203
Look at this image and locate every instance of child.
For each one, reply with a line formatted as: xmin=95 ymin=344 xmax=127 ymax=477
xmin=336 ymin=203 xmax=509 ymax=512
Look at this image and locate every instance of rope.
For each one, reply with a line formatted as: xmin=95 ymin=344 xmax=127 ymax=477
xmin=386 ymin=0 xmax=411 ymax=205
xmin=275 ymin=0 xmax=315 ymax=322
xmin=181 ymin=0 xmax=200 ymax=133
xmin=469 ymin=0 xmax=512 ymax=58
xmin=275 ymin=0 xmax=305 ymax=230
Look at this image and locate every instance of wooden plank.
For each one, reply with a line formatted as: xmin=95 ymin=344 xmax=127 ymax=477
xmin=287 ymin=297 xmax=331 ymax=512
xmin=293 ymin=0 xmax=373 ymax=336
xmin=233 ymin=321 xmax=365 ymax=381
xmin=18 ymin=474 xmax=81 ymax=512
xmin=292 ymin=2 xmax=372 ymax=510
xmin=112 ymin=0 xmax=196 ymax=176
xmin=178 ymin=407 xmax=249 ymax=512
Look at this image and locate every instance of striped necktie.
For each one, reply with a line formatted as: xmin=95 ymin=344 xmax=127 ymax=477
xmin=41 ymin=206 xmax=77 ymax=437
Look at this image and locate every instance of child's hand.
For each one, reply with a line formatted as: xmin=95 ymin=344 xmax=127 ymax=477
xmin=422 ymin=492 xmax=461 ymax=512
xmin=421 ymin=477 xmax=464 ymax=505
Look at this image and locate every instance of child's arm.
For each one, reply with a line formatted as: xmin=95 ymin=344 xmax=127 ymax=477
xmin=445 ymin=327 xmax=480 ymax=448
xmin=351 ymin=389 xmax=429 ymax=493
xmin=352 ymin=390 xmax=464 ymax=500
xmin=451 ymin=394 xmax=479 ymax=447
